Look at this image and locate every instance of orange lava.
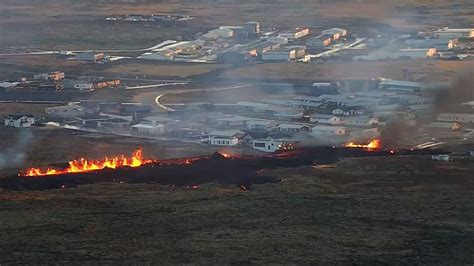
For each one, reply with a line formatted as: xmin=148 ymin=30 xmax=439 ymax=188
xmin=345 ymin=139 xmax=382 ymax=150
xmin=23 ymin=149 xmax=151 ymax=177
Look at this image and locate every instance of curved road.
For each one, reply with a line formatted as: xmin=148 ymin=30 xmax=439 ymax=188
xmin=134 ymin=84 xmax=252 ymax=112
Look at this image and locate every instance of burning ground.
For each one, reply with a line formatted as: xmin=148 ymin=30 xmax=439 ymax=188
xmin=0 ymin=156 xmax=473 ymax=264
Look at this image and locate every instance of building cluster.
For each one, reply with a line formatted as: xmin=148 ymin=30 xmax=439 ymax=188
xmin=3 ymin=114 xmax=36 ymax=128
xmin=0 ymin=71 xmax=121 ymax=92
xmin=105 ymin=14 xmax=195 ymax=23
xmin=356 ymin=27 xmax=473 ymax=61
xmin=139 ymin=21 xmax=352 ymax=63
xmin=4 ymin=74 xmax=472 ymax=153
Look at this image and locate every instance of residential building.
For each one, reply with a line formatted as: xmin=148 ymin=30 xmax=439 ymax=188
xmin=97 ymin=119 xmax=131 ymax=131
xmin=246 ymin=120 xmax=277 ymax=131
xmin=34 ymin=71 xmax=65 ymax=82
xmin=247 ymin=42 xmax=281 ymax=57
xmin=306 ymin=35 xmax=332 ymax=48
xmin=432 ymin=27 xmax=474 ymax=39
xmin=4 ymin=115 xmax=35 ymax=128
xmin=75 ymin=52 xmax=105 ymax=62
xmin=321 ymin=28 xmax=348 ymax=40
xmin=437 ymin=113 xmax=474 ymax=123
xmin=253 ymin=138 xmax=294 ymax=153
xmin=310 ymin=114 xmax=342 ymax=125
xmin=378 ymin=79 xmax=423 ymax=92
xmin=332 ymin=107 xmax=365 ymax=116
xmin=130 ymin=123 xmax=165 ymax=136
xmin=204 ymin=28 xmax=234 ymax=39
xmin=268 ymin=36 xmax=289 ymax=44
xmin=45 ymin=105 xmax=86 ymax=118
xmin=262 ymin=49 xmax=297 ymax=61
xmin=432 ymin=155 xmax=452 ymax=162
xmin=279 ymin=27 xmax=310 ymax=40
xmin=208 ymin=130 xmax=246 ymax=146
xmin=342 ymin=116 xmax=378 ymax=127
xmin=311 ymin=125 xmax=346 ymax=136
xmin=244 ymin=21 xmax=261 ymax=34
xmin=404 ymin=38 xmax=458 ymax=51
xmin=275 ymin=124 xmax=310 ymax=133
xmin=74 ymin=83 xmax=94 ymax=91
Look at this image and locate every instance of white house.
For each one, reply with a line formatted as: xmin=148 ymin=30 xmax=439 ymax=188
xmin=433 ymin=27 xmax=474 ymax=39
xmin=332 ymin=107 xmax=364 ymax=116
xmin=130 ymin=123 xmax=165 ymax=136
xmin=246 ymin=120 xmax=276 ymax=131
xmin=208 ymin=130 xmax=245 ymax=146
xmin=348 ymin=128 xmax=380 ymax=140
xmin=275 ymin=124 xmax=311 ymax=133
xmin=45 ymin=104 xmax=86 ymax=118
xmin=310 ymin=114 xmax=342 ymax=125
xmin=4 ymin=115 xmax=35 ymax=128
xmin=432 ymin=155 xmax=452 ymax=162
xmin=437 ymin=113 xmax=474 ymax=123
xmin=311 ymin=125 xmax=346 ymax=136
xmin=342 ymin=116 xmax=378 ymax=127
xmin=204 ymin=28 xmax=234 ymax=39
xmin=253 ymin=138 xmax=294 ymax=153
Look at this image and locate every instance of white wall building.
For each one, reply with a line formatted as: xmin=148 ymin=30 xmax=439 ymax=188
xmin=130 ymin=123 xmax=165 ymax=136
xmin=310 ymin=114 xmax=342 ymax=125
xmin=268 ymin=36 xmax=289 ymax=44
xmin=4 ymin=115 xmax=35 ymax=128
xmin=246 ymin=120 xmax=276 ymax=131
xmin=253 ymin=138 xmax=293 ymax=153
xmin=404 ymin=38 xmax=458 ymax=51
xmin=342 ymin=116 xmax=378 ymax=127
xmin=437 ymin=113 xmax=474 ymax=123
xmin=348 ymin=128 xmax=380 ymax=140
xmin=74 ymin=83 xmax=94 ymax=91
xmin=306 ymin=35 xmax=332 ymax=47
xmin=311 ymin=125 xmax=346 ymax=136
xmin=433 ymin=28 xmax=474 ymax=39
xmin=262 ymin=49 xmax=297 ymax=61
xmin=275 ymin=124 xmax=310 ymax=133
xmin=205 ymin=28 xmax=234 ymax=39
xmin=279 ymin=27 xmax=310 ymax=40
xmin=355 ymin=48 xmax=436 ymax=60
xmin=45 ymin=105 xmax=86 ymax=118
xmin=208 ymin=130 xmax=245 ymax=146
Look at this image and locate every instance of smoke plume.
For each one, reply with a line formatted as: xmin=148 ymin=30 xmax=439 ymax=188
xmin=0 ymin=129 xmax=34 ymax=169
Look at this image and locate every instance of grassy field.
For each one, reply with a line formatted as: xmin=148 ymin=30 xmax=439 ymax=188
xmin=0 ymin=157 xmax=472 ymax=264
xmin=220 ymin=60 xmax=474 ymax=82
xmin=101 ymin=62 xmax=222 ymax=79
xmin=1 ymin=0 xmax=473 ymax=50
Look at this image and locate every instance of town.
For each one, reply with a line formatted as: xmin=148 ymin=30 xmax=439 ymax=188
xmin=1 ymin=22 xmax=473 ymax=156
xmin=0 ymin=1 xmax=473 ymax=264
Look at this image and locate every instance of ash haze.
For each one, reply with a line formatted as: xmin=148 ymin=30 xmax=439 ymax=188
xmin=0 ymin=0 xmax=473 ymax=264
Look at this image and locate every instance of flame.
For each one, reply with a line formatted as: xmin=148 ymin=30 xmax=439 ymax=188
xmin=23 ymin=149 xmax=150 ymax=177
xmin=345 ymin=139 xmax=381 ymax=150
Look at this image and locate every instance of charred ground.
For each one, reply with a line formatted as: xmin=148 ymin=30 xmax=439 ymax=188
xmin=0 ymin=157 xmax=472 ymax=264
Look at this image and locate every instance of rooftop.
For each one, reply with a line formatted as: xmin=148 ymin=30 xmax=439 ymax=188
xmin=209 ymin=130 xmax=245 ymax=137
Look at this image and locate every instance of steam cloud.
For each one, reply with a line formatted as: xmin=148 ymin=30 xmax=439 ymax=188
xmin=0 ymin=129 xmax=34 ymax=169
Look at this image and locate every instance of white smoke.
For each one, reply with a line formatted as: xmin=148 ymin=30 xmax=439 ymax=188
xmin=0 ymin=129 xmax=34 ymax=169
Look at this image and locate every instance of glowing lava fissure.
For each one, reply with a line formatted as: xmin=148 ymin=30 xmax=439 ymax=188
xmin=345 ymin=139 xmax=382 ymax=150
xmin=23 ymin=149 xmax=152 ymax=177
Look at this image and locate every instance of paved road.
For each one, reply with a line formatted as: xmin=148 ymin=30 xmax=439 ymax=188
xmin=134 ymin=84 xmax=252 ymax=112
